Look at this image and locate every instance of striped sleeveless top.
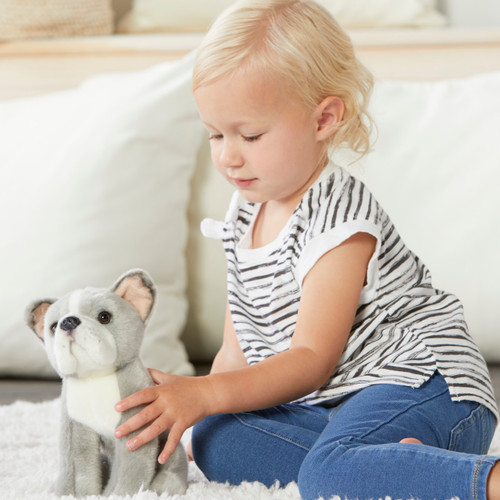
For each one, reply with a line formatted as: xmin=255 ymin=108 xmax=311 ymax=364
xmin=202 ymin=163 xmax=498 ymax=418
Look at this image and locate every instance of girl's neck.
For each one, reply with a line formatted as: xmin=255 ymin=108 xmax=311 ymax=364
xmin=251 ymin=184 xmax=312 ymax=249
xmin=251 ymin=201 xmax=288 ymax=249
xmin=251 ymin=158 xmax=330 ymax=249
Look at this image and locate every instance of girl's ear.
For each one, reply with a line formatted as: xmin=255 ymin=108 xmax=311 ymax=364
xmin=315 ymin=96 xmax=344 ymax=141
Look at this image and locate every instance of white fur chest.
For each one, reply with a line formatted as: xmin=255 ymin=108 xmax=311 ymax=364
xmin=65 ymin=372 xmax=122 ymax=438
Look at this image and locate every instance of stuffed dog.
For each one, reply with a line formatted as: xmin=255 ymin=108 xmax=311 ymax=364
xmin=25 ymin=269 xmax=188 ymax=497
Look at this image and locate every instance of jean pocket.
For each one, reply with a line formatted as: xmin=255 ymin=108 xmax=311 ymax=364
xmin=448 ymin=403 xmax=496 ymax=455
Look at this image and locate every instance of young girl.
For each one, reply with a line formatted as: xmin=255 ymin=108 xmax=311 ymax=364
xmin=114 ymin=1 xmax=500 ymax=498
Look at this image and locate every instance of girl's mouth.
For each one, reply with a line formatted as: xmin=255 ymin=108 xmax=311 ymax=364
xmin=233 ymin=178 xmax=257 ymax=188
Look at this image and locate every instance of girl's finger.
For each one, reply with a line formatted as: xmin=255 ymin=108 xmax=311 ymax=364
xmin=148 ymin=368 xmax=169 ymax=385
xmin=114 ymin=401 xmax=161 ymax=439
xmin=115 ymin=386 xmax=156 ymax=412
xmin=158 ymin=424 xmax=184 ymax=464
xmin=128 ymin=414 xmax=171 ymax=452
xmin=187 ymin=440 xmax=194 ymax=461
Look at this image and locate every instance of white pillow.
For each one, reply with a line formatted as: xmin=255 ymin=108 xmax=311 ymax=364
xmin=0 ymin=52 xmax=205 ymax=377
xmin=317 ymin=0 xmax=446 ymax=28
xmin=118 ymin=0 xmax=445 ymax=34
xmin=348 ymin=71 xmax=500 ymax=360
xmin=118 ymin=0 xmax=234 ymax=33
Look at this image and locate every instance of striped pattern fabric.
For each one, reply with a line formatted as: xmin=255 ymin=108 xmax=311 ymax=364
xmin=202 ymin=163 xmax=498 ymax=418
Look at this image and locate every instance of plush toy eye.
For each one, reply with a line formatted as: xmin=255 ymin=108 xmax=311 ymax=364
xmin=97 ymin=311 xmax=112 ymax=325
xmin=50 ymin=322 xmax=58 ymax=333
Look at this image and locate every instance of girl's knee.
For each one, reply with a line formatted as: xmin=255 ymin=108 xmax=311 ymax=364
xmin=191 ymin=414 xmax=239 ymax=482
xmin=298 ymin=440 xmax=350 ymax=500
xmin=298 ymin=444 xmax=331 ymax=500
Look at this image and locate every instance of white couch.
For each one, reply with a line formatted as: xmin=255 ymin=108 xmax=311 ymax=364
xmin=0 ymin=24 xmax=499 ymax=378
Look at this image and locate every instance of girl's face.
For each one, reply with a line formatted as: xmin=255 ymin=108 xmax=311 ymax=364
xmin=194 ymin=70 xmax=329 ymax=209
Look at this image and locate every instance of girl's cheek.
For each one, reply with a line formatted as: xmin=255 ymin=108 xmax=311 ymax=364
xmin=209 ymin=143 xmax=220 ymax=164
xmin=211 ymin=151 xmax=226 ymax=176
xmin=212 ymin=149 xmax=229 ymax=179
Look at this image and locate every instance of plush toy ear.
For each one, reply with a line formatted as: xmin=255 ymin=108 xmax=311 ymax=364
xmin=25 ymin=300 xmax=55 ymax=342
xmin=112 ymin=269 xmax=156 ymax=322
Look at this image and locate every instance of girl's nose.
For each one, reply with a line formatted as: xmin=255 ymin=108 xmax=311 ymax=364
xmin=219 ymin=140 xmax=243 ymax=170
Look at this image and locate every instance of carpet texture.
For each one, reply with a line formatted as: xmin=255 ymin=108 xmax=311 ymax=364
xmin=1 ymin=398 xmax=499 ymax=500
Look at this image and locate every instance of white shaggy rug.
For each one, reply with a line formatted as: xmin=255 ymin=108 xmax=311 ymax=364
xmin=1 ymin=398 xmax=499 ymax=500
xmin=0 ymin=398 xmax=300 ymax=500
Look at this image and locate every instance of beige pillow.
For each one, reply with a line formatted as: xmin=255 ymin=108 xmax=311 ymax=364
xmin=0 ymin=0 xmax=114 ymax=41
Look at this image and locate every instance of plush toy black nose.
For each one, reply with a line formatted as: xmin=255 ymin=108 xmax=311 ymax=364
xmin=60 ymin=316 xmax=81 ymax=331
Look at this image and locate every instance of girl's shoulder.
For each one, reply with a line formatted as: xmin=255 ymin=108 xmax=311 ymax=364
xmin=296 ymin=163 xmax=384 ymax=237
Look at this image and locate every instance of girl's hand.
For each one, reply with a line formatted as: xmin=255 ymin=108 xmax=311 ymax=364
xmin=114 ymin=369 xmax=212 ymax=464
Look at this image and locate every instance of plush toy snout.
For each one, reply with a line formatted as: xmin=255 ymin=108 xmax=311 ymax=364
xmin=60 ymin=316 xmax=81 ymax=332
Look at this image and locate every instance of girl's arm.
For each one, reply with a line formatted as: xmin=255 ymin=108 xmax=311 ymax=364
xmin=210 ymin=302 xmax=248 ymax=374
xmin=205 ymin=231 xmax=376 ymax=413
xmin=114 ymin=232 xmax=376 ymax=463
xmin=187 ymin=302 xmax=247 ymax=461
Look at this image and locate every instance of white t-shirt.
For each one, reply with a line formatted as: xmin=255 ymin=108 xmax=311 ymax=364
xmin=202 ymin=163 xmax=498 ymax=418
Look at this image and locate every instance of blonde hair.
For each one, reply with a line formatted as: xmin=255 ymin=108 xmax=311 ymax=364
xmin=192 ymin=0 xmax=374 ymax=158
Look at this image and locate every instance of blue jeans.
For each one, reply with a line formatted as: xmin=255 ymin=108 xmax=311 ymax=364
xmin=192 ymin=372 xmax=498 ymax=500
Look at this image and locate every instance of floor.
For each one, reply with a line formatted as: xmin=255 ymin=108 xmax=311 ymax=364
xmin=1 ymin=364 xmax=500 ymax=407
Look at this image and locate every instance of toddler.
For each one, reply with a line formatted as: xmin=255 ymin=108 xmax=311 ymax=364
xmin=115 ymin=1 xmax=500 ymax=498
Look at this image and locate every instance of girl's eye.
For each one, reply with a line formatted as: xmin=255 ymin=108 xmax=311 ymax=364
xmin=208 ymin=133 xmax=223 ymax=141
xmin=243 ymin=134 xmax=262 ymax=142
xmin=97 ymin=311 xmax=112 ymax=325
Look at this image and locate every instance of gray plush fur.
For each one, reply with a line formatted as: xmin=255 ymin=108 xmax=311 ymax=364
xmin=25 ymin=269 xmax=188 ymax=497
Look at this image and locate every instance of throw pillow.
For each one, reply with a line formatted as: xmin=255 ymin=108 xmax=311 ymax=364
xmin=0 ymin=52 xmax=204 ymax=376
